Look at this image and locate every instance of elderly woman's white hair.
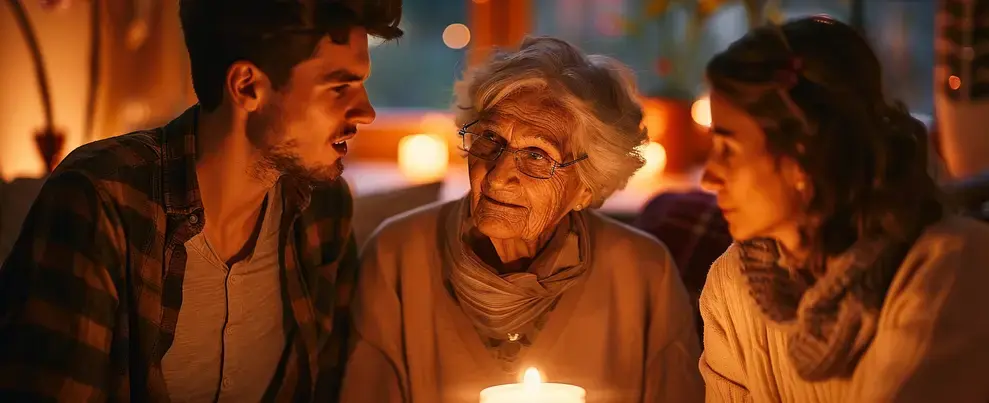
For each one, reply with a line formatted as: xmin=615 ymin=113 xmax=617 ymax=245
xmin=453 ymin=36 xmax=647 ymax=207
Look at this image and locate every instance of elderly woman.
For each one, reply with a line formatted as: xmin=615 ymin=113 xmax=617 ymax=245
xmin=339 ymin=37 xmax=704 ymax=403
xmin=699 ymin=17 xmax=989 ymax=403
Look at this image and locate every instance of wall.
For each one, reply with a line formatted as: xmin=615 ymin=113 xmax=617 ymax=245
xmin=0 ymin=0 xmax=195 ymax=181
xmin=1 ymin=1 xmax=91 ymax=180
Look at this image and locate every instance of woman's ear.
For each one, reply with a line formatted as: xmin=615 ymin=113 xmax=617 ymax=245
xmin=781 ymin=156 xmax=813 ymax=203
xmin=573 ymin=184 xmax=595 ymax=211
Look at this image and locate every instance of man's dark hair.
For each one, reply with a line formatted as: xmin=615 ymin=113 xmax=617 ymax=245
xmin=180 ymin=0 xmax=403 ymax=111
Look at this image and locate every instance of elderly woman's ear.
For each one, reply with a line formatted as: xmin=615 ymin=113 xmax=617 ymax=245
xmin=572 ymin=185 xmax=594 ymax=211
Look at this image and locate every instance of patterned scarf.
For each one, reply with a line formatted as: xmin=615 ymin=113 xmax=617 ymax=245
xmin=445 ymin=197 xmax=590 ymax=341
xmin=739 ymin=236 xmax=910 ymax=381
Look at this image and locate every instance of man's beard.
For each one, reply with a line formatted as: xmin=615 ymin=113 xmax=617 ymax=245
xmin=246 ymin=104 xmax=344 ymax=188
xmin=252 ymin=140 xmax=344 ymax=187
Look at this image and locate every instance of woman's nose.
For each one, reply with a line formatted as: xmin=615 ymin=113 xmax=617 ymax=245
xmin=700 ymin=165 xmax=724 ymax=193
xmin=486 ymin=152 xmax=520 ymax=187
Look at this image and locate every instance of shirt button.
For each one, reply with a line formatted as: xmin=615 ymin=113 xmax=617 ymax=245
xmin=225 ymin=327 xmax=234 ymax=336
xmin=229 ymin=275 xmax=239 ymax=285
xmin=222 ymin=377 xmax=231 ymax=389
xmin=188 ymin=214 xmax=199 ymax=224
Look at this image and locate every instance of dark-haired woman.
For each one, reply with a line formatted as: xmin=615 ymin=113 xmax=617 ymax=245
xmin=698 ymin=16 xmax=989 ymax=402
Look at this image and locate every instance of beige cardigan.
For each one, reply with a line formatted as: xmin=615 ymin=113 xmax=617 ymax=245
xmin=339 ymin=199 xmax=704 ymax=403
xmin=699 ymin=216 xmax=989 ymax=402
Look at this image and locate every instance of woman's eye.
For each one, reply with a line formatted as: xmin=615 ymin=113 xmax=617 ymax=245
xmin=527 ymin=151 xmax=545 ymax=160
xmin=481 ymin=131 xmax=499 ymax=141
xmin=713 ymin=139 xmax=733 ymax=159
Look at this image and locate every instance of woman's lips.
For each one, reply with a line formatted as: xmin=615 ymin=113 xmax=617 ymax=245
xmin=482 ymin=194 xmax=522 ymax=208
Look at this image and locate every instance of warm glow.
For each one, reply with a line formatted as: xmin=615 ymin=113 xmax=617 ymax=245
xmin=641 ymin=142 xmax=668 ymax=174
xmin=949 ymin=75 xmax=961 ymax=90
xmin=442 ymin=23 xmax=471 ymax=49
xmin=480 ymin=366 xmax=584 ymax=403
xmin=691 ymin=95 xmax=712 ymax=127
xmin=398 ymin=134 xmax=449 ymax=183
xmin=628 ymin=141 xmax=667 ymax=190
xmin=419 ymin=112 xmax=456 ymax=135
xmin=121 ymin=100 xmax=151 ymax=129
xmin=522 ymin=367 xmax=542 ymax=387
xmin=641 ymin=102 xmax=666 ymax=142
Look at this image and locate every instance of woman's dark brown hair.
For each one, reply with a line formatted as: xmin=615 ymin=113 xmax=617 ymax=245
xmin=706 ymin=16 xmax=943 ymax=264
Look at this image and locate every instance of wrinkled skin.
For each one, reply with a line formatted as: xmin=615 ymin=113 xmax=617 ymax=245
xmin=466 ymin=94 xmax=593 ymax=269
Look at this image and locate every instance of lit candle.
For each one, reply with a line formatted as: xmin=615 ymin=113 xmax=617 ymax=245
xmin=479 ymin=367 xmax=585 ymax=403
xmin=397 ymin=133 xmax=449 ymax=183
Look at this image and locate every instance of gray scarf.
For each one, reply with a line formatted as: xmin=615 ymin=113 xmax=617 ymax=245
xmin=445 ymin=197 xmax=590 ymax=340
xmin=739 ymin=237 xmax=910 ymax=381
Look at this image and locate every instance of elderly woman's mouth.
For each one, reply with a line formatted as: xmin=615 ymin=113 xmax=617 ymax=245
xmin=482 ymin=194 xmax=523 ymax=209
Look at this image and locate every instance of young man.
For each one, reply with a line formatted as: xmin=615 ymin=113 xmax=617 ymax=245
xmin=0 ymin=1 xmax=402 ymax=401
xmin=935 ymin=0 xmax=989 ymax=222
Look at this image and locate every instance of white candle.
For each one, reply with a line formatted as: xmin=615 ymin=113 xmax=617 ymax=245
xmin=479 ymin=367 xmax=585 ymax=403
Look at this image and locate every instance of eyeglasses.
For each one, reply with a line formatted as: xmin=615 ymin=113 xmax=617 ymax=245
xmin=458 ymin=120 xmax=589 ymax=179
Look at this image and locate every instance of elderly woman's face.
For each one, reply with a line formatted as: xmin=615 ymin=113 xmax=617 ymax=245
xmin=467 ymin=96 xmax=590 ymax=241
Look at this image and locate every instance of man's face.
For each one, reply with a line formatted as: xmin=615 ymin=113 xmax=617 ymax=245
xmin=246 ymin=27 xmax=375 ymax=185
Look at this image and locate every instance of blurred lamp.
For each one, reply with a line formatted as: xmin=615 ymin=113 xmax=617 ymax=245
xmin=398 ymin=134 xmax=449 ymax=184
xmin=691 ymin=95 xmax=712 ymax=128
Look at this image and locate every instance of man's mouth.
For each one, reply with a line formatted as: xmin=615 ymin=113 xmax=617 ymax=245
xmin=332 ymin=141 xmax=348 ymax=156
xmin=331 ymin=133 xmax=356 ymax=156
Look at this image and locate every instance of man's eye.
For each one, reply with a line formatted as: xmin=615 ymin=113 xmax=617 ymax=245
xmin=331 ymin=85 xmax=349 ymax=94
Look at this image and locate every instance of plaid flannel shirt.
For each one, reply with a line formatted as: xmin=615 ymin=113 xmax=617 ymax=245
xmin=634 ymin=190 xmax=733 ymax=341
xmin=0 ymin=106 xmax=359 ymax=402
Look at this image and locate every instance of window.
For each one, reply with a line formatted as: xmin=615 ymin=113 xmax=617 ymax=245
xmin=532 ymin=0 xmax=936 ymax=114
xmin=364 ymin=0 xmax=469 ymax=110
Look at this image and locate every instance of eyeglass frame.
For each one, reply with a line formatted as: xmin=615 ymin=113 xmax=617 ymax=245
xmin=457 ymin=120 xmax=589 ymax=179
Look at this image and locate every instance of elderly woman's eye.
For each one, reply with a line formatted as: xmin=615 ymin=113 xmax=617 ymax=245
xmin=527 ymin=151 xmax=545 ymax=160
xmin=481 ymin=131 xmax=499 ymax=141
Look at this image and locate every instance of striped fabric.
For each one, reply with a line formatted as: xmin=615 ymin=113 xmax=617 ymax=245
xmin=0 ymin=106 xmax=359 ymax=402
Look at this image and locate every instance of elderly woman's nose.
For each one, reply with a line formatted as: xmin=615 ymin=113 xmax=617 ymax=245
xmin=486 ymin=152 xmax=520 ymax=185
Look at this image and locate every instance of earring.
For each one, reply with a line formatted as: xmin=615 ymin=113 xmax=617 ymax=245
xmin=575 ymin=204 xmax=583 ymax=211
xmin=795 ymin=180 xmax=806 ymax=192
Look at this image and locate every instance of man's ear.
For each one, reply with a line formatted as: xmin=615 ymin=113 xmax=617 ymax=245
xmin=225 ymin=61 xmax=269 ymax=113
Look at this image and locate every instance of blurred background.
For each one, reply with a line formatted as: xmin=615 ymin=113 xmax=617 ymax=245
xmin=0 ymin=0 xmax=940 ymax=258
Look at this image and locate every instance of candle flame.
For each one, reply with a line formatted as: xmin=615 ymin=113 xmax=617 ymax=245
xmin=522 ymin=367 xmax=542 ymax=386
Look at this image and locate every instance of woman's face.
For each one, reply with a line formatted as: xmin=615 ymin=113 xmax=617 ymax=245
xmin=467 ymin=95 xmax=591 ymax=242
xmin=701 ymin=93 xmax=808 ymax=243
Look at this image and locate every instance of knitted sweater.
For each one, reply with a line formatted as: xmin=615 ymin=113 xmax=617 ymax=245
xmin=699 ymin=216 xmax=989 ymax=402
